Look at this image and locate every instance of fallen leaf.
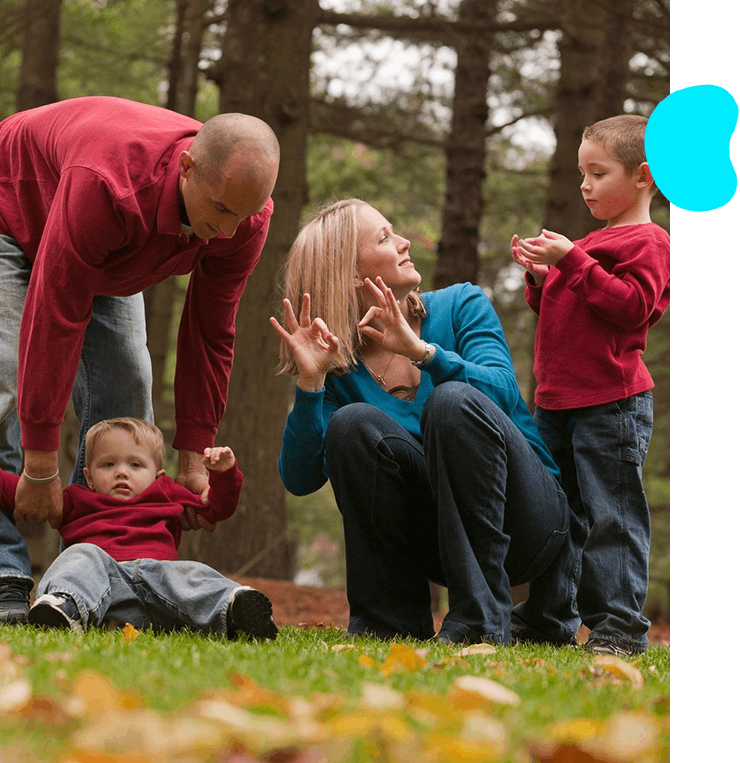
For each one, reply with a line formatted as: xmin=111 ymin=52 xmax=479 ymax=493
xmin=359 ymin=682 xmax=405 ymax=710
xmin=68 ymin=671 xmax=122 ymax=716
xmin=535 ymin=712 xmax=662 ymax=763
xmin=432 ymin=656 xmax=472 ymax=670
xmin=453 ymin=675 xmax=521 ymax=706
xmin=549 ymin=718 xmax=605 ymax=744
xmin=18 ymin=696 xmax=71 ymax=726
xmin=457 ymin=644 xmax=498 ymax=656
xmin=530 ymin=742 xmax=608 ymax=762
xmin=357 ymin=653 xmax=377 ymax=669
xmin=379 ymin=643 xmax=427 ymax=675
xmin=122 ymin=623 xmax=140 ymax=642
xmin=0 ymin=677 xmax=32 ymax=713
xmin=587 ymin=712 xmax=661 ymax=762
xmin=592 ymin=656 xmax=645 ymax=688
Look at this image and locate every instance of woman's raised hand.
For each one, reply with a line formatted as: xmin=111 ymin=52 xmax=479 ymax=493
xmin=270 ymin=293 xmax=340 ymax=391
xmin=358 ymin=277 xmax=424 ymax=358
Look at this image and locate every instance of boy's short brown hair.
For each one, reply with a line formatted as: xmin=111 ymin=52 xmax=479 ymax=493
xmin=582 ymin=114 xmax=648 ymax=173
xmin=85 ymin=418 xmax=166 ymax=470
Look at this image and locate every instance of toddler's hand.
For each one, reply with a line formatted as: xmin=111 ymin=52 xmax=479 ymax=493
xmin=202 ymin=446 xmax=236 ymax=473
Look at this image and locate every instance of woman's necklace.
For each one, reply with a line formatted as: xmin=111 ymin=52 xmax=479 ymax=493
xmin=366 ymin=352 xmax=395 ymax=387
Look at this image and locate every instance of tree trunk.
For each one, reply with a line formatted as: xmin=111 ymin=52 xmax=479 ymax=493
xmin=176 ymin=0 xmax=212 ymax=117
xmin=542 ymin=0 xmax=607 ymax=239
xmin=143 ymin=278 xmax=181 ymax=445
xmin=166 ymin=0 xmax=189 ymax=112
xmin=179 ymin=0 xmax=319 ymax=579
xmin=594 ymin=1 xmax=637 ymax=120
xmin=15 ymin=0 xmax=63 ymax=111
xmin=433 ymin=0 xmax=496 ymax=289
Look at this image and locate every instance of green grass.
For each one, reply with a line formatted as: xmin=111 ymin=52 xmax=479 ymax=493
xmin=1 ymin=625 xmax=669 ymax=762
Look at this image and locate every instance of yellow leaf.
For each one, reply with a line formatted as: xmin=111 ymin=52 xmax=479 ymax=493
xmin=425 ymin=732 xmax=505 ymax=763
xmin=549 ymin=717 xmax=605 ymax=744
xmin=329 ymin=709 xmax=412 ymax=742
xmin=69 ymin=671 xmax=121 ymax=716
xmin=407 ymin=690 xmax=456 ymax=724
xmin=329 ymin=710 xmax=378 ymax=737
xmin=592 ymin=656 xmax=645 ymax=688
xmin=122 ymin=623 xmax=140 ymax=642
xmin=379 ymin=644 xmax=427 ymax=675
xmin=358 ymin=654 xmax=378 ymax=669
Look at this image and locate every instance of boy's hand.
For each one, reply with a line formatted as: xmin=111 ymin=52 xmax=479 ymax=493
xmin=515 ymin=229 xmax=574 ymax=266
xmin=511 ymin=234 xmax=550 ymax=286
xmin=202 ymin=446 xmax=235 ymax=473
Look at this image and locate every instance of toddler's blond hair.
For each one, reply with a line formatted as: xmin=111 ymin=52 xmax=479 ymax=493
xmin=85 ymin=418 xmax=166 ymax=470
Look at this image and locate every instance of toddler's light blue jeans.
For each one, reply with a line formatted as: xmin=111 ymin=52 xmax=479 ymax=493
xmin=37 ymin=543 xmax=241 ymax=633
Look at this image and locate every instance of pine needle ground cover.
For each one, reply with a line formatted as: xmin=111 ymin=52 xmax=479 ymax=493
xmin=1 ymin=625 xmax=669 ymax=762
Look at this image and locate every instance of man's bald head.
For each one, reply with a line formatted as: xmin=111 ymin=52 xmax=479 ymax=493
xmin=190 ymin=113 xmax=280 ymax=210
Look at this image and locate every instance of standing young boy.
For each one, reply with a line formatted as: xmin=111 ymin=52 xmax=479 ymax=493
xmin=0 ymin=418 xmax=277 ymax=640
xmin=510 ymin=114 xmax=670 ymax=656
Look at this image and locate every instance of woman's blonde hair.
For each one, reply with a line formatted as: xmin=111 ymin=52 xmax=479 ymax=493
xmin=85 ymin=417 xmax=166 ymax=471
xmin=277 ymin=198 xmax=426 ymax=376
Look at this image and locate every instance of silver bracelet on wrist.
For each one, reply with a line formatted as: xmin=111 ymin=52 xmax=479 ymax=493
xmin=22 ymin=468 xmax=60 ymax=484
xmin=411 ymin=343 xmax=434 ymax=368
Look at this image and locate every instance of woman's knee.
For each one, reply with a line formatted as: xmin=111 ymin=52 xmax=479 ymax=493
xmin=325 ymin=403 xmax=383 ymax=448
xmin=423 ymin=382 xmax=504 ymax=435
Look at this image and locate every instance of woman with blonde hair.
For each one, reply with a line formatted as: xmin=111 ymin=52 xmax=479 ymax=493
xmin=270 ymin=199 xmax=579 ymax=645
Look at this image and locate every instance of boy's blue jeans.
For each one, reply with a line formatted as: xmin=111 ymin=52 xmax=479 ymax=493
xmin=534 ymin=392 xmax=654 ymax=653
xmin=325 ymin=382 xmax=581 ymax=644
xmin=37 ymin=543 xmax=241 ymax=633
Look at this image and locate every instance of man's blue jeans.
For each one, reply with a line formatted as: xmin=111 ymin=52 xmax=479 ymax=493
xmin=37 ymin=543 xmax=241 ymax=633
xmin=0 ymin=235 xmax=153 ymax=588
xmin=534 ymin=392 xmax=654 ymax=653
xmin=324 ymin=382 xmax=580 ymax=644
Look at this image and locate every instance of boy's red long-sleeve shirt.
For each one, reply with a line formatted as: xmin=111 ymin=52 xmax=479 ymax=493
xmin=0 ymin=464 xmax=243 ymax=561
xmin=0 ymin=96 xmax=273 ymax=453
xmin=525 ymin=223 xmax=670 ymax=410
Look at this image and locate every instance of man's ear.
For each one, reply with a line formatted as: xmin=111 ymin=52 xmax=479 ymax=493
xmin=178 ymin=150 xmax=195 ymax=179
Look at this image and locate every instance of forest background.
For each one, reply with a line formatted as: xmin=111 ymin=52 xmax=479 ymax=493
xmin=0 ymin=0 xmax=670 ymax=621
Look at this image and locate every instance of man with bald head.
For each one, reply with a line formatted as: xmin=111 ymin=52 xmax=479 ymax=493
xmin=0 ymin=96 xmax=280 ymax=623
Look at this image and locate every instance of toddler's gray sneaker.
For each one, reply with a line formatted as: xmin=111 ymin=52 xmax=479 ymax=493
xmin=28 ymin=593 xmax=83 ymax=633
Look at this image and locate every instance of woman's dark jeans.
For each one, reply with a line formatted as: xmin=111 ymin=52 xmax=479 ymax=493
xmin=325 ymin=381 xmax=580 ymax=644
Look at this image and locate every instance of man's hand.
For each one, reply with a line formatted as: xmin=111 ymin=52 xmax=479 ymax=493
xmin=14 ymin=450 xmax=64 ymax=529
xmin=175 ymin=449 xmax=215 ymax=532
